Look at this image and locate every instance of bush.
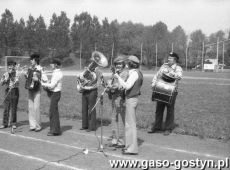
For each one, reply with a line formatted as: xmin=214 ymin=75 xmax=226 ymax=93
xmin=40 ymin=57 xmax=52 ymax=66
xmin=62 ymin=57 xmax=75 ymax=67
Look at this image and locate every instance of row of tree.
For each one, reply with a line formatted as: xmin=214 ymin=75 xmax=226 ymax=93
xmin=0 ymin=9 xmax=229 ymax=68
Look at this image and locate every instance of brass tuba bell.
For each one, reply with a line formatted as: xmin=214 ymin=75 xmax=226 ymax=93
xmin=77 ymin=51 xmax=108 ymax=92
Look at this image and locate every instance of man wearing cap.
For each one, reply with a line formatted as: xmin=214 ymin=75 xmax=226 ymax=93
xmin=25 ymin=54 xmax=48 ymax=132
xmin=42 ymin=58 xmax=63 ymax=136
xmin=114 ymin=55 xmax=143 ymax=155
xmin=106 ymin=55 xmax=128 ymax=148
xmin=149 ymin=52 xmax=183 ymax=136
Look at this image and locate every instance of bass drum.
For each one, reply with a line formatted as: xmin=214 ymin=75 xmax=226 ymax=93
xmin=152 ymin=80 xmax=176 ymax=104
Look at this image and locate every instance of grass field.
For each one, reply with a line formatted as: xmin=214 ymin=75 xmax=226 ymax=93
xmin=0 ymin=70 xmax=230 ymax=141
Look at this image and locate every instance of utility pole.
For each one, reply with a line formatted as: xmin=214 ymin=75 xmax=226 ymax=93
xmin=171 ymin=43 xmax=174 ymax=52
xmin=94 ymin=43 xmax=97 ymax=51
xmin=80 ymin=41 xmax=82 ymax=70
xmin=155 ymin=43 xmax=158 ymax=70
xmin=216 ymin=37 xmax=219 ymax=72
xmin=185 ymin=44 xmax=188 ymax=71
xmin=222 ymin=42 xmax=225 ymax=72
xmin=111 ymin=42 xmax=114 ymax=67
xmin=201 ymin=42 xmax=204 ymax=72
xmin=140 ymin=43 xmax=143 ymax=71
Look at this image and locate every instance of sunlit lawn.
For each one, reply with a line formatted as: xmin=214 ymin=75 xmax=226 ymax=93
xmin=0 ymin=70 xmax=230 ymax=141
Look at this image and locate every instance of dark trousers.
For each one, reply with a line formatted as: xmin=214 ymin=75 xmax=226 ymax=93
xmin=82 ymin=89 xmax=97 ymax=130
xmin=49 ymin=91 xmax=61 ymax=134
xmin=153 ymin=93 xmax=177 ymax=131
xmin=3 ymin=88 xmax=19 ymax=126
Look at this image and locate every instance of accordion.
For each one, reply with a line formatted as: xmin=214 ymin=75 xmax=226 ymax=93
xmin=25 ymin=68 xmax=41 ymax=91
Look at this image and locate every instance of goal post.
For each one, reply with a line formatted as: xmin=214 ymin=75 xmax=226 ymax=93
xmin=4 ymin=56 xmax=30 ymax=71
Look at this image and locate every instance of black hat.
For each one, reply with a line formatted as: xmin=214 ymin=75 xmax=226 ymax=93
xmin=7 ymin=60 xmax=16 ymax=66
xmin=169 ymin=52 xmax=179 ymax=61
xmin=51 ymin=58 xmax=62 ymax=66
xmin=30 ymin=54 xmax=40 ymax=60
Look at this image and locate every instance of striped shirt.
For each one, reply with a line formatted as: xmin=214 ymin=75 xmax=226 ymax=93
xmin=1 ymin=71 xmax=20 ymax=89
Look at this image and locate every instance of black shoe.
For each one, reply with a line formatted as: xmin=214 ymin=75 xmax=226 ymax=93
xmin=47 ymin=132 xmax=60 ymax=136
xmin=122 ymin=150 xmax=138 ymax=155
xmin=35 ymin=127 xmax=42 ymax=132
xmin=108 ymin=143 xmax=117 ymax=147
xmin=115 ymin=145 xmax=125 ymax=149
xmin=0 ymin=125 xmax=8 ymax=129
xmin=148 ymin=129 xmax=161 ymax=134
xmin=163 ymin=130 xmax=171 ymax=136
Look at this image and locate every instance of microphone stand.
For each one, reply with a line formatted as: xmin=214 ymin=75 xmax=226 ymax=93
xmin=90 ymin=86 xmax=108 ymax=156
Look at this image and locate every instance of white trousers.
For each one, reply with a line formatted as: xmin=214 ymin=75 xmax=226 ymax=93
xmin=125 ymin=97 xmax=138 ymax=153
xmin=28 ymin=90 xmax=41 ymax=129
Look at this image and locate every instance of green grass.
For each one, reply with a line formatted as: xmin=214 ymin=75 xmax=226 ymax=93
xmin=0 ymin=71 xmax=230 ymax=141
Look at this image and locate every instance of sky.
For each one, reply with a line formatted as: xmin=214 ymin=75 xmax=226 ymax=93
xmin=0 ymin=0 xmax=229 ymax=35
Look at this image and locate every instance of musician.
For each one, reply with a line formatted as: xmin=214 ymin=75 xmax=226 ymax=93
xmin=114 ymin=55 xmax=143 ymax=155
xmin=107 ymin=55 xmax=128 ymax=148
xmin=25 ymin=54 xmax=47 ymax=132
xmin=148 ymin=52 xmax=183 ymax=136
xmin=0 ymin=60 xmax=19 ymax=129
xmin=78 ymin=62 xmax=102 ymax=132
xmin=41 ymin=58 xmax=63 ymax=136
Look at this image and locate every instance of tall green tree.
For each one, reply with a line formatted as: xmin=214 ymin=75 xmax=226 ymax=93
xmin=0 ymin=9 xmax=15 ymax=56
xmin=35 ymin=15 xmax=47 ymax=57
xmin=24 ymin=15 xmax=36 ymax=53
xmin=189 ymin=30 xmax=206 ymax=67
xmin=152 ymin=21 xmax=170 ymax=65
xmin=170 ymin=25 xmax=187 ymax=66
xmin=71 ymin=12 xmax=93 ymax=61
xmin=48 ymin=11 xmax=70 ymax=59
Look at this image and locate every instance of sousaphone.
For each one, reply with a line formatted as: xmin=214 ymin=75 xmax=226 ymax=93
xmin=77 ymin=51 xmax=108 ymax=92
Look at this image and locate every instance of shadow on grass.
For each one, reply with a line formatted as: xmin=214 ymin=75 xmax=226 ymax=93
xmin=17 ymin=120 xmax=29 ymax=128
xmin=138 ymin=138 xmax=144 ymax=146
xmin=61 ymin=125 xmax=73 ymax=133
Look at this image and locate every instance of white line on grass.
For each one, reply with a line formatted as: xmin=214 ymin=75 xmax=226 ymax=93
xmin=0 ymin=130 xmax=180 ymax=170
xmin=68 ymin=130 xmax=226 ymax=159
xmin=0 ymin=148 xmax=83 ymax=170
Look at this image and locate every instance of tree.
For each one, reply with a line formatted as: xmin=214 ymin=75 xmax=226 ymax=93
xmin=151 ymin=21 xmax=170 ymax=65
xmin=189 ymin=30 xmax=206 ymax=67
xmin=48 ymin=11 xmax=70 ymax=59
xmin=71 ymin=12 xmax=93 ymax=61
xmin=34 ymin=15 xmax=48 ymax=57
xmin=24 ymin=15 xmax=36 ymax=53
xmin=170 ymin=26 xmax=187 ymax=66
xmin=0 ymin=9 xmax=15 ymax=56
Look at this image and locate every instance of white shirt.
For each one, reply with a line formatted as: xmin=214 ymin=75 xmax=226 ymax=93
xmin=117 ymin=69 xmax=139 ymax=90
xmin=42 ymin=69 xmax=63 ymax=92
xmin=35 ymin=65 xmax=48 ymax=82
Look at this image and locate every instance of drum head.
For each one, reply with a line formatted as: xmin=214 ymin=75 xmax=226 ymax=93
xmin=162 ymin=73 xmax=175 ymax=83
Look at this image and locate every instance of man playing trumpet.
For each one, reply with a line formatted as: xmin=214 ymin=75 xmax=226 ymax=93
xmin=0 ymin=60 xmax=20 ymax=130
xmin=148 ymin=52 xmax=183 ymax=136
xmin=106 ymin=55 xmax=128 ymax=148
